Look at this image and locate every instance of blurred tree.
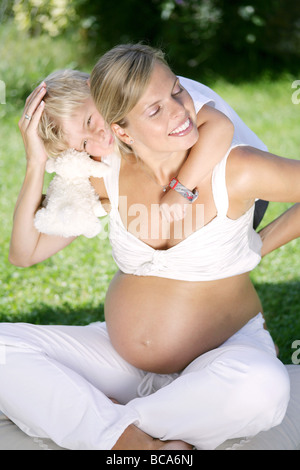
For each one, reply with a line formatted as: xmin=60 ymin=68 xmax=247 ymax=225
xmin=74 ymin=0 xmax=163 ymax=51
xmin=212 ymin=0 xmax=300 ymax=79
xmin=7 ymin=0 xmax=300 ymax=80
xmin=74 ymin=0 xmax=300 ymax=79
xmin=262 ymin=0 xmax=300 ymax=59
xmin=73 ymin=0 xmax=224 ymax=76
xmin=11 ymin=0 xmax=77 ymax=37
xmin=156 ymin=0 xmax=223 ymax=76
xmin=0 ymin=0 xmax=14 ymax=22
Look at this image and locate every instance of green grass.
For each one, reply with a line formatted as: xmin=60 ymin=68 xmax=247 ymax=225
xmin=0 ymin=25 xmax=299 ymax=364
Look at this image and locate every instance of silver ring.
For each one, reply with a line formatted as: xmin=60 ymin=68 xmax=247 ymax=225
xmin=25 ymin=114 xmax=32 ymax=120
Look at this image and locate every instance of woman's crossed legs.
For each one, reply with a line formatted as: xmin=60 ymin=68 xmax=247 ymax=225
xmin=0 ymin=315 xmax=290 ymax=449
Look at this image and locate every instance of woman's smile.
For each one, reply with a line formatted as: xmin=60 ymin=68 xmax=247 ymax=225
xmin=169 ymin=117 xmax=193 ymax=137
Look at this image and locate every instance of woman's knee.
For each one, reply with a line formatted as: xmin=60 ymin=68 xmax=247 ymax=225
xmin=253 ymin=355 xmax=289 ymax=424
xmin=227 ymin=350 xmax=290 ymax=429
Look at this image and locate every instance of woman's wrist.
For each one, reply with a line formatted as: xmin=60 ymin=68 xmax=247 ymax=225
xmin=24 ymin=159 xmax=47 ymax=190
xmin=259 ymin=204 xmax=300 ymax=257
xmin=13 ymin=160 xmax=46 ymax=216
xmin=26 ymin=157 xmax=47 ymax=173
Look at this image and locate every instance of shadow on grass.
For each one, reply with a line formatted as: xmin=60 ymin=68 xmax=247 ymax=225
xmin=0 ymin=303 xmax=105 ymax=326
xmin=254 ymin=280 xmax=300 ymax=364
xmin=0 ymin=280 xmax=299 ymax=364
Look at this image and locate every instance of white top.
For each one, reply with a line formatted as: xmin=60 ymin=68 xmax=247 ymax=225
xmin=101 ymin=77 xmax=265 ymax=281
xmin=102 ymin=148 xmax=262 ymax=281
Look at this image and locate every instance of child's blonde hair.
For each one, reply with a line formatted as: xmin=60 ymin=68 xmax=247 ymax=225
xmin=90 ymin=43 xmax=168 ymax=155
xmin=38 ymin=69 xmax=90 ymax=157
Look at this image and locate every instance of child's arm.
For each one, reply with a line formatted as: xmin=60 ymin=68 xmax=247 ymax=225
xmin=259 ymin=203 xmax=300 ymax=257
xmin=177 ymin=104 xmax=234 ymax=189
xmin=160 ymin=104 xmax=234 ymax=221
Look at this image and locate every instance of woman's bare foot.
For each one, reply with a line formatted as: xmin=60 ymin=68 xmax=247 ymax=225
xmin=109 ymin=398 xmax=193 ymax=450
xmin=112 ymin=424 xmax=193 ymax=451
xmin=158 ymin=440 xmax=193 ymax=451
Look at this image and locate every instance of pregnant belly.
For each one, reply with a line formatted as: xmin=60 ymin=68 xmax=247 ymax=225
xmin=104 ymin=271 xmax=262 ymax=373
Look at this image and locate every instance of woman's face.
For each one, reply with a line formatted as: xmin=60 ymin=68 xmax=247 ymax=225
xmin=62 ymin=96 xmax=115 ymax=157
xmin=116 ymin=62 xmax=198 ymax=157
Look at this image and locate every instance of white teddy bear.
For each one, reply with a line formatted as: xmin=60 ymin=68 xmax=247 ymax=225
xmin=34 ymin=148 xmax=111 ymax=238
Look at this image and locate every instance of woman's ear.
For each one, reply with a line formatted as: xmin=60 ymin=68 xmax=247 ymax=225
xmin=111 ymin=124 xmax=134 ymax=145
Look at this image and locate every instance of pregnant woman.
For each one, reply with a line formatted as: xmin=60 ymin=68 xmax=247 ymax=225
xmin=1 ymin=44 xmax=299 ymax=450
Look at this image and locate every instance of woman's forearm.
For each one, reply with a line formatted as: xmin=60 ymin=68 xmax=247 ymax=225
xmin=9 ymin=161 xmax=76 ymax=267
xmin=259 ymin=203 xmax=300 ymax=257
xmin=9 ymin=161 xmax=46 ymax=266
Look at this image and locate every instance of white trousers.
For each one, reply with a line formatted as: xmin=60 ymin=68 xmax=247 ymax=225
xmin=0 ymin=313 xmax=290 ymax=450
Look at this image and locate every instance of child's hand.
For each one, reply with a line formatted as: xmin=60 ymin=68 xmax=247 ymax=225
xmin=160 ymin=189 xmax=189 ymax=223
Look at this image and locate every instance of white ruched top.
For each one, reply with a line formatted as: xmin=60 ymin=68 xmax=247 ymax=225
xmin=102 ymin=147 xmax=262 ymax=282
xmin=101 ymin=77 xmax=266 ymax=281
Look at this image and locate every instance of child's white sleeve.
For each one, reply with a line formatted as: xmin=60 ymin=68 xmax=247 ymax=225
xmin=179 ymin=76 xmax=268 ymax=152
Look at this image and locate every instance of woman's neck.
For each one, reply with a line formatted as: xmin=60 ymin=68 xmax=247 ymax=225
xmin=136 ymin=149 xmax=190 ymax=186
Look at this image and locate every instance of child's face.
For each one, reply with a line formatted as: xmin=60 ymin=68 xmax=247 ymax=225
xmin=62 ymin=97 xmax=115 ymax=157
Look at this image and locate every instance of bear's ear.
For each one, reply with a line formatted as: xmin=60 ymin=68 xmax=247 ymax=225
xmin=45 ymin=158 xmax=56 ymax=174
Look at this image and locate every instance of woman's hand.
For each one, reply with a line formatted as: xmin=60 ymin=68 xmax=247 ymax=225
xmin=160 ymin=189 xmax=188 ymax=222
xmin=18 ymin=83 xmax=48 ymax=166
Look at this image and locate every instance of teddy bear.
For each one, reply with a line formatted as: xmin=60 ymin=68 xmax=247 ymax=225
xmin=34 ymin=148 xmax=111 ymax=238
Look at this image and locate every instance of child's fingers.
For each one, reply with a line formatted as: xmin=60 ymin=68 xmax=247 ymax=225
xmin=173 ymin=204 xmax=187 ymax=221
xmin=160 ymin=203 xmax=187 ymax=223
xmin=160 ymin=203 xmax=172 ymax=223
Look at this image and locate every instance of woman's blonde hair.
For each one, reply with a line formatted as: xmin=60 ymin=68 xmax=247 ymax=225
xmin=90 ymin=43 xmax=168 ymax=154
xmin=38 ymin=69 xmax=90 ymax=157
